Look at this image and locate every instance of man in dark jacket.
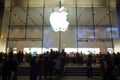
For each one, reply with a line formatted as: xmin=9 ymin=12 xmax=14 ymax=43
xmin=2 ymin=50 xmax=18 ymax=80
xmin=86 ymin=54 xmax=93 ymax=78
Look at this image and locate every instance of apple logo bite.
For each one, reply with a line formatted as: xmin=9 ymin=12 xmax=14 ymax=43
xmin=50 ymin=7 xmax=69 ymax=32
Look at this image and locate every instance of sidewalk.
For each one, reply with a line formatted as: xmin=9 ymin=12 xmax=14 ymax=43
xmin=0 ymin=63 xmax=119 ymax=80
xmin=0 ymin=76 xmax=103 ymax=80
xmin=1 ymin=75 xmax=120 ymax=80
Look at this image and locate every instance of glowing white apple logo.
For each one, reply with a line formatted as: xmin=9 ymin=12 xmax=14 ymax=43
xmin=50 ymin=7 xmax=69 ymax=32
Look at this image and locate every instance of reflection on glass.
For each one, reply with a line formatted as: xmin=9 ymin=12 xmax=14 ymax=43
xmin=78 ymin=26 xmax=94 ymax=39
xmin=43 ymin=26 xmax=59 ymax=48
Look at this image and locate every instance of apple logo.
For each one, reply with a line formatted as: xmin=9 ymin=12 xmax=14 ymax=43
xmin=50 ymin=7 xmax=69 ymax=32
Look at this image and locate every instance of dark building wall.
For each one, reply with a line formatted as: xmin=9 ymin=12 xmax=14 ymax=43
xmin=0 ymin=0 xmax=4 ymax=38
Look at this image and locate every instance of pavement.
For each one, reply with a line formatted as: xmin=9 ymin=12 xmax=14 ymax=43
xmin=0 ymin=75 xmax=103 ymax=80
xmin=0 ymin=63 xmax=120 ymax=80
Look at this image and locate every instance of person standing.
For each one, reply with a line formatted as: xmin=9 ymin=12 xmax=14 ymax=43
xmin=30 ymin=56 xmax=38 ymax=80
xmin=86 ymin=54 xmax=93 ymax=78
xmin=37 ymin=55 xmax=44 ymax=80
xmin=2 ymin=50 xmax=18 ymax=80
xmin=102 ymin=59 xmax=118 ymax=80
xmin=54 ymin=56 xmax=62 ymax=79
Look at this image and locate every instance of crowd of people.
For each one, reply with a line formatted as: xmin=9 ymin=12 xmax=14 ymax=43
xmin=0 ymin=49 xmax=120 ymax=80
xmin=0 ymin=50 xmax=18 ymax=80
xmin=30 ymin=49 xmax=66 ymax=80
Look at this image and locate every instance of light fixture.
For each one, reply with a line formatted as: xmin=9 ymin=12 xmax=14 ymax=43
xmin=49 ymin=0 xmax=69 ymax=32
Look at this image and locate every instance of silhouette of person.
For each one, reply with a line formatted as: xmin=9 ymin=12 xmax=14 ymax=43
xmin=30 ymin=56 xmax=38 ymax=80
xmin=2 ymin=50 xmax=18 ymax=80
xmin=86 ymin=54 xmax=93 ymax=78
xmin=37 ymin=55 xmax=44 ymax=80
xmin=103 ymin=59 xmax=118 ymax=80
